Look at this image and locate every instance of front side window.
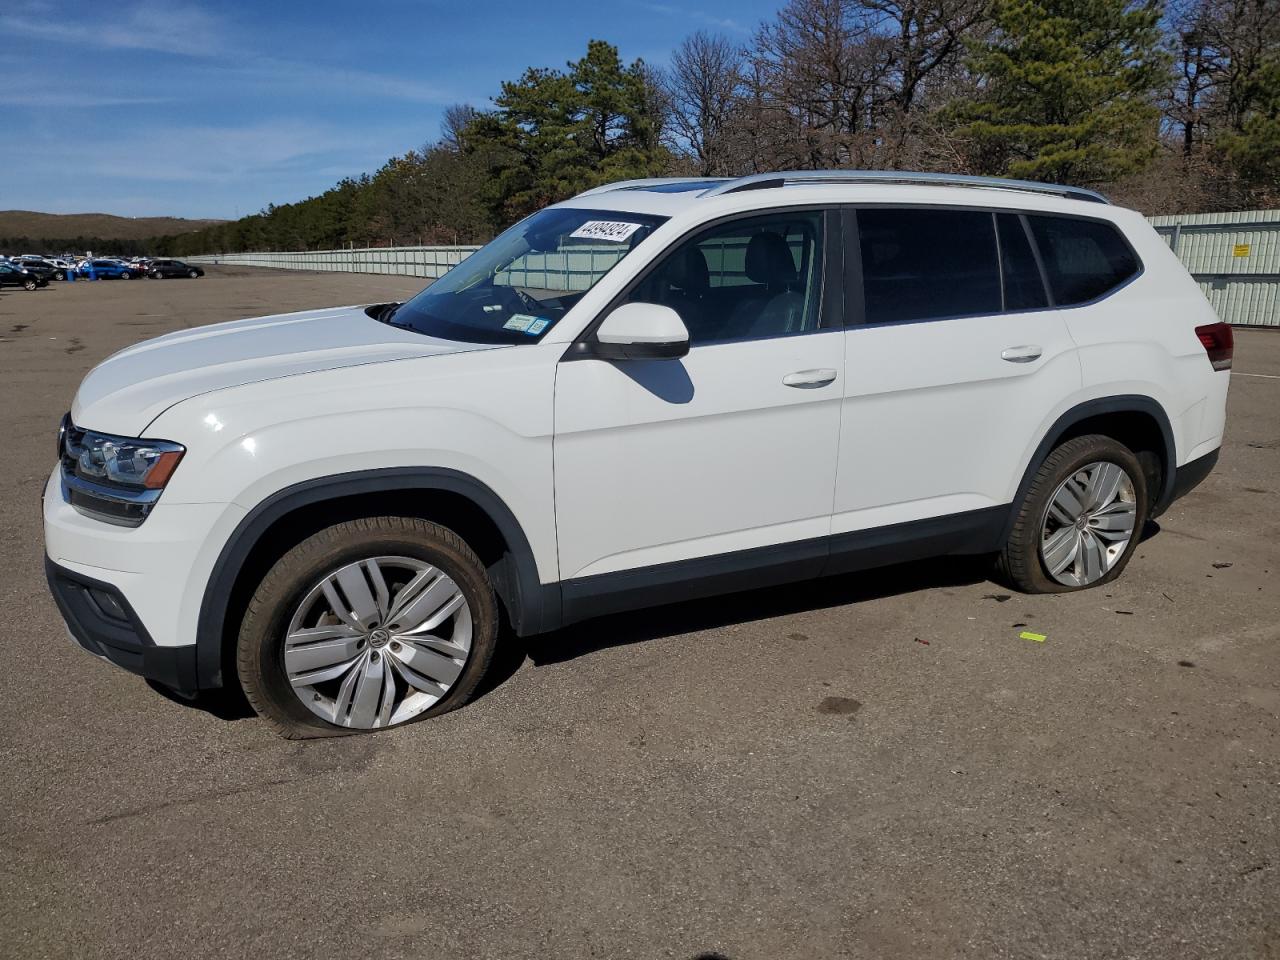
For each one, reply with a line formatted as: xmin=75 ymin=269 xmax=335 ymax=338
xmin=858 ymin=208 xmax=1001 ymax=324
xmin=387 ymin=207 xmax=666 ymax=344
xmin=1026 ymin=215 xmax=1139 ymax=306
xmin=623 ymin=210 xmax=825 ymax=345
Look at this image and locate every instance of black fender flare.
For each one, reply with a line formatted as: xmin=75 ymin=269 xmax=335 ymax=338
xmin=194 ymin=467 xmax=557 ymax=690
xmin=1000 ymin=395 xmax=1177 ymax=545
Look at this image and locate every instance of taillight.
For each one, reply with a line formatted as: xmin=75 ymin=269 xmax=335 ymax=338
xmin=1195 ymin=322 xmax=1233 ymax=371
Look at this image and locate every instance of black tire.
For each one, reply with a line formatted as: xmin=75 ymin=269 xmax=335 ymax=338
xmin=998 ymin=434 xmax=1148 ymax=594
xmin=150 ymin=271 xmax=161 ymax=279
xmin=236 ymin=516 xmax=499 ymax=738
xmin=189 ymin=270 xmax=199 ymax=278
xmin=54 ymin=270 xmax=65 ymax=281
xmin=121 ymin=271 xmax=132 ymax=280
xmin=22 ymin=279 xmax=36 ymax=291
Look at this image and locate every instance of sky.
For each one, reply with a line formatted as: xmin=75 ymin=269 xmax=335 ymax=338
xmin=1 ymin=0 xmax=781 ymax=221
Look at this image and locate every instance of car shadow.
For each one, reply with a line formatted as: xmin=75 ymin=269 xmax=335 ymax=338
xmin=517 ymin=553 xmax=994 ymax=670
xmin=158 ymin=553 xmax=1002 ymax=725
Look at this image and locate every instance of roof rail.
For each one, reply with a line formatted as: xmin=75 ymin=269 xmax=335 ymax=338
xmin=574 ymin=177 xmax=726 ymax=198
xmin=699 ymin=170 xmax=1110 ymax=204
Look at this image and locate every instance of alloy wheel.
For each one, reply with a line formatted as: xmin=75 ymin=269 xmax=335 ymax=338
xmin=1039 ymin=460 xmax=1138 ymax=586
xmin=283 ymin=556 xmax=473 ymax=729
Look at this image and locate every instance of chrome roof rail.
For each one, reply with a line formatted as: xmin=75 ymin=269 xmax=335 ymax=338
xmin=698 ymin=170 xmax=1110 ymax=204
xmin=573 ymin=177 xmax=727 ymax=198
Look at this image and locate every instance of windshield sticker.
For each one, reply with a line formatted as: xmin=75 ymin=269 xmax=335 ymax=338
xmin=526 ymin=318 xmax=550 ymax=335
xmin=502 ymin=313 xmax=538 ymax=332
xmin=569 ymin=220 xmax=644 ymax=243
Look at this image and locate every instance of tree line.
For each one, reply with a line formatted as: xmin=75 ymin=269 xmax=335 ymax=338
xmin=101 ymin=0 xmax=1280 ymax=255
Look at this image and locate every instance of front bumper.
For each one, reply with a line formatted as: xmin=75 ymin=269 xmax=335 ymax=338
xmin=45 ymin=556 xmax=199 ymax=694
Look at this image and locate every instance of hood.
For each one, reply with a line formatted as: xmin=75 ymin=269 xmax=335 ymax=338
xmin=72 ymin=304 xmax=505 ymax=436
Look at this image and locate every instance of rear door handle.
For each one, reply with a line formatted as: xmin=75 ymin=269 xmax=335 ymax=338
xmin=1001 ymin=345 xmax=1043 ymax=363
xmin=783 ymin=368 xmax=838 ymax=388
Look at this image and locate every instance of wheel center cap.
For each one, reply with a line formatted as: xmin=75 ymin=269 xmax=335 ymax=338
xmin=1076 ymin=514 xmax=1089 ymax=530
xmin=369 ymin=628 xmax=391 ymax=648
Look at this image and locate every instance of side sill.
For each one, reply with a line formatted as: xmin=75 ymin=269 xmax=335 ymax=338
xmin=556 ymin=506 xmax=1010 ymax=630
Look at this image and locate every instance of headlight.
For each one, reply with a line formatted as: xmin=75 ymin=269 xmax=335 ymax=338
xmin=59 ymin=415 xmax=184 ymax=526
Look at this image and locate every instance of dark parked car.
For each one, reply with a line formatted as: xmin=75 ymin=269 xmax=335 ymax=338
xmin=0 ymin=262 xmax=49 ymax=290
xmin=148 ymin=259 xmax=204 ymax=279
xmin=14 ymin=257 xmax=62 ymax=281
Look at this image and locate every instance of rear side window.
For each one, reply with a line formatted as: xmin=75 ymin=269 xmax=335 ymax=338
xmin=997 ymin=214 xmax=1049 ymax=310
xmin=1026 ymin=215 xmax=1139 ymax=306
xmin=858 ymin=208 xmax=1000 ymax=324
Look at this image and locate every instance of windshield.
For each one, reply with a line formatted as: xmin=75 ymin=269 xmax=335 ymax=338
xmin=384 ymin=207 xmax=667 ymax=344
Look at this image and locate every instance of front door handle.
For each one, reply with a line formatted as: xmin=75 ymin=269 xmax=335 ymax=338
xmin=783 ymin=368 xmax=838 ymax=388
xmin=1001 ymin=345 xmax=1043 ymax=363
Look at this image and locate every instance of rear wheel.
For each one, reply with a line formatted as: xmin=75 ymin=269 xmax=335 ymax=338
xmin=999 ymin=434 xmax=1147 ymax=593
xmin=237 ymin=517 xmax=499 ymax=738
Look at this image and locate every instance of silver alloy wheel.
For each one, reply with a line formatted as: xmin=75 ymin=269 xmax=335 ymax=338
xmin=1040 ymin=460 xmax=1138 ymax=586
xmin=283 ymin=556 xmax=473 ymax=729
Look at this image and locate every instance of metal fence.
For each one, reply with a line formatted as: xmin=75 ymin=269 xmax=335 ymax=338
xmin=189 ymin=246 xmax=482 ymax=279
xmin=190 ymin=209 xmax=1280 ymax=326
xmin=1149 ymin=210 xmax=1280 ymax=327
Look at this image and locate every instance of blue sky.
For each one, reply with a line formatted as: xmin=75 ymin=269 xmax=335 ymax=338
xmin=2 ymin=0 xmax=780 ymax=220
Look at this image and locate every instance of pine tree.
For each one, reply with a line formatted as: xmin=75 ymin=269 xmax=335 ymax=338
xmin=467 ymin=40 xmax=669 ymax=221
xmin=951 ymin=0 xmax=1169 ymax=184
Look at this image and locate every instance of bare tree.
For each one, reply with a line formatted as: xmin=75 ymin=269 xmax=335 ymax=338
xmin=440 ymin=103 xmax=479 ymax=154
xmin=662 ymin=31 xmax=746 ymax=175
xmin=750 ymin=0 xmax=887 ymax=168
xmin=852 ymin=0 xmax=989 ymax=166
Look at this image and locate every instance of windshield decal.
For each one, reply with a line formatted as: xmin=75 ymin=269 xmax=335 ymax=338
xmin=502 ymin=313 xmax=539 ymax=332
xmin=526 ymin=318 xmax=551 ymax=335
xmin=569 ymin=220 xmax=644 ymax=243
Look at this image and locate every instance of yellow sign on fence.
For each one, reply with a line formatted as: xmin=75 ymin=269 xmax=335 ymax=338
xmin=1232 ymin=243 xmax=1251 ymax=257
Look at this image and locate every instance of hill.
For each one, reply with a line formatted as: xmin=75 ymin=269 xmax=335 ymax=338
xmin=0 ymin=210 xmax=226 ymax=244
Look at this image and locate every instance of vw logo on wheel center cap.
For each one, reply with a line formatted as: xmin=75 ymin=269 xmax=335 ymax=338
xmin=369 ymin=628 xmax=391 ymax=647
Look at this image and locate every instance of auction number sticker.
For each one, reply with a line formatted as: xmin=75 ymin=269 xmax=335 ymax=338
xmin=570 ymin=220 xmax=644 ymax=243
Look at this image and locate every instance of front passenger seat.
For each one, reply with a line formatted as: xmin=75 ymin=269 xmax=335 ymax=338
xmin=728 ymin=232 xmax=805 ymax=339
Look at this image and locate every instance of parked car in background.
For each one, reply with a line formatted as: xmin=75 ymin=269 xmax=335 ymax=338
xmin=15 ymin=257 xmax=64 ymax=281
xmin=0 ymin=262 xmax=48 ymax=290
xmin=75 ymin=259 xmax=139 ymax=279
xmin=148 ymin=259 xmax=204 ymax=279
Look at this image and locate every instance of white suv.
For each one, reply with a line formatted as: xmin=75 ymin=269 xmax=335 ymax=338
xmin=44 ymin=171 xmax=1232 ymax=736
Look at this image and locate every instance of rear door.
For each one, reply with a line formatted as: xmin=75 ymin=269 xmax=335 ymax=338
xmin=831 ymin=206 xmax=1080 ymax=549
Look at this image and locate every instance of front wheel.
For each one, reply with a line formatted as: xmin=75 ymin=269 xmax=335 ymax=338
xmin=189 ymin=270 xmax=199 ymax=278
xmin=121 ymin=271 xmax=132 ymax=280
xmin=22 ymin=279 xmax=36 ymax=291
xmin=999 ymin=434 xmax=1147 ymax=593
xmin=54 ymin=270 xmax=65 ymax=281
xmin=237 ymin=517 xmax=499 ymax=738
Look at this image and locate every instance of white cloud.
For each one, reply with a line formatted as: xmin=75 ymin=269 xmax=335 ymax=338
xmin=1 ymin=0 xmax=229 ymax=57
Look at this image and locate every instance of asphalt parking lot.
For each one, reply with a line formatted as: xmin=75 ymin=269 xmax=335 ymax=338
xmin=1 ymin=268 xmax=1277 ymax=960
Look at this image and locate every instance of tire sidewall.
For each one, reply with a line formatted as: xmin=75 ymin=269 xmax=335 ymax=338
xmin=1020 ymin=438 xmax=1149 ymax=593
xmin=238 ymin=520 xmax=498 ymax=736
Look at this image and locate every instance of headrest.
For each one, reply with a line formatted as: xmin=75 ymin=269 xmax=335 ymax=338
xmin=745 ymin=231 xmax=798 ymax=286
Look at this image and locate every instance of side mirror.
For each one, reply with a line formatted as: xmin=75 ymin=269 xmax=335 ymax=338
xmin=594 ymin=302 xmax=690 ymax=360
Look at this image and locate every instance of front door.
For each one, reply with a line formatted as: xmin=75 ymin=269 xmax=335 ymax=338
xmin=554 ymin=208 xmax=845 ymax=593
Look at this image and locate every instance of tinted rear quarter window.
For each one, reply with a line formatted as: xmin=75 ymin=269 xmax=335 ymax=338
xmin=858 ymin=208 xmax=1000 ymax=324
xmin=1026 ymin=215 xmax=1139 ymax=306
